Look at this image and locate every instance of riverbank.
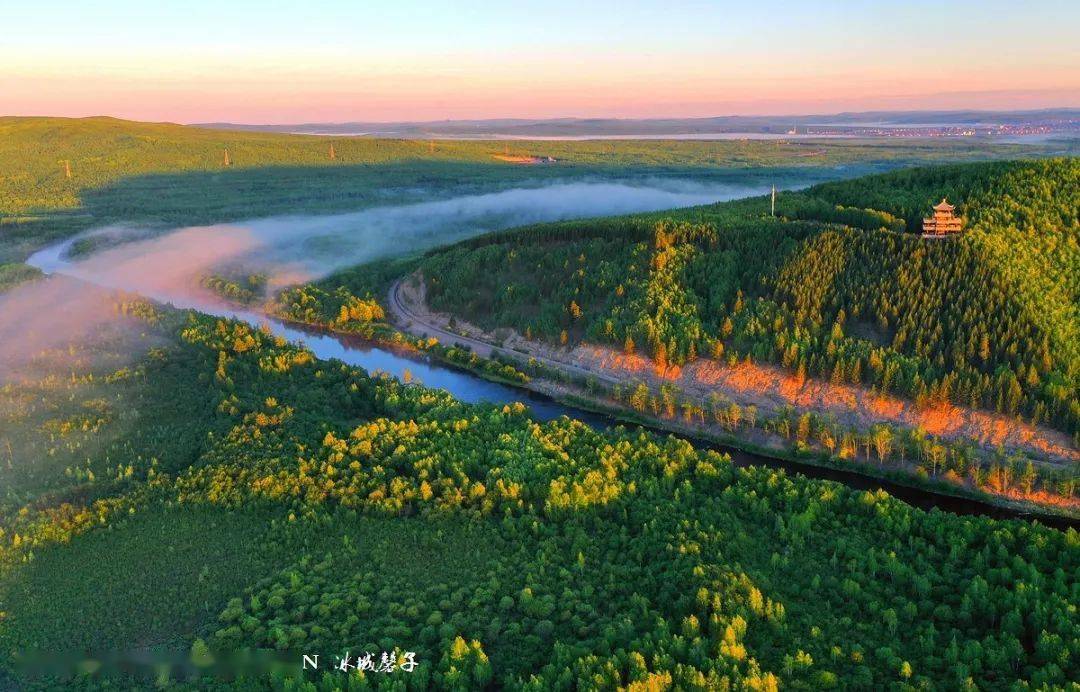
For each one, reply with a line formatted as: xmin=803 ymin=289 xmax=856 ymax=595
xmin=267 ymin=309 xmax=1077 ymax=526
xmin=25 ymin=225 xmax=1076 ymax=523
xmin=385 ymin=275 xmax=1078 ymax=521
xmin=546 ymin=383 xmax=1079 ymax=526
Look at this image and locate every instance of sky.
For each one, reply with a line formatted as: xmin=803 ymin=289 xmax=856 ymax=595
xmin=2 ymin=0 xmax=1078 ymax=124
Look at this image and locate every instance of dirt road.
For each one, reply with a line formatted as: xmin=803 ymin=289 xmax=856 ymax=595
xmin=388 ymin=277 xmax=620 ymax=385
xmin=387 ymin=275 xmax=1079 ymax=466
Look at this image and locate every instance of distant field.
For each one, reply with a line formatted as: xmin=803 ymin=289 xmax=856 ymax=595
xmin=0 ymin=116 xmax=1064 ymax=262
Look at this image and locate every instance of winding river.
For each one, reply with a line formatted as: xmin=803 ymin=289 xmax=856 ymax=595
xmin=25 ymin=181 xmax=1075 ymax=530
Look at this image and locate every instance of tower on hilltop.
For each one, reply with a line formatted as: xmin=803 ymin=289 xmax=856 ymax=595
xmin=921 ymin=198 xmax=963 ymax=237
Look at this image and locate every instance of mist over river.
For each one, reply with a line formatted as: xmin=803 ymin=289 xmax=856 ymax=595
xmin=23 ymin=176 xmax=795 ymax=392
xmin=47 ymin=179 xmax=781 ymax=291
xmin=25 ymin=177 xmax=790 ymax=417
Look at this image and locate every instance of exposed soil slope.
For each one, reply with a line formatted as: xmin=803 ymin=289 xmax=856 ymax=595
xmin=392 ymin=274 xmax=1078 ymax=467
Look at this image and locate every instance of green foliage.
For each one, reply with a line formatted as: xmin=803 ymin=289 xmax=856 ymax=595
xmin=0 ymin=116 xmax=1053 ymax=263
xmin=0 ymin=505 xmax=295 ymax=652
xmin=0 ymin=305 xmax=223 ymax=510
xmin=0 ymin=305 xmax=1076 ymax=689
xmin=201 ymin=273 xmax=267 ymax=306
xmin=0 ymin=263 xmax=42 ymax=292
xmin=2 ymin=123 xmax=1078 ymax=688
xmin=265 ymin=278 xmax=529 ymax=385
xmin=420 ymin=159 xmax=1080 ymax=435
xmin=272 ymin=284 xmax=386 ymax=333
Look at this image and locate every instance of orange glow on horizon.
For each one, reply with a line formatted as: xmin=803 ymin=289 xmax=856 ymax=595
xmin=3 ymin=3 xmax=1077 ymax=123
xmin=4 ymin=64 xmax=1077 ymax=124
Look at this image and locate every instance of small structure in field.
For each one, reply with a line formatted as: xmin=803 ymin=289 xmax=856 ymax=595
xmin=492 ymin=153 xmax=558 ymax=164
xmin=921 ymin=198 xmax=963 ymax=237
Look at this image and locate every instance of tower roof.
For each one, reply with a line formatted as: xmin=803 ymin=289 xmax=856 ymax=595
xmin=933 ymin=198 xmax=955 ymax=211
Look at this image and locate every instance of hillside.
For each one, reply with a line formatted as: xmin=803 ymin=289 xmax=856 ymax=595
xmin=0 ymin=116 xmax=1053 ymax=263
xmin=1 ymin=279 xmax=1077 ymax=688
xmin=414 ymin=159 xmax=1079 ymax=442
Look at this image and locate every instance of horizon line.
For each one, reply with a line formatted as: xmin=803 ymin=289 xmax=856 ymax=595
xmin=4 ymin=105 xmax=1079 ymax=129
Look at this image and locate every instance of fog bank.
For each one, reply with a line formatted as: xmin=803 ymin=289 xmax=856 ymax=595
xmin=10 ymin=178 xmax=786 ymax=375
xmin=31 ymin=179 xmax=776 ymax=302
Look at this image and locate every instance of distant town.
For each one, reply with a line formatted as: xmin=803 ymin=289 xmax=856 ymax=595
xmin=789 ymin=123 xmax=1076 ymax=138
xmin=201 ymin=108 xmax=1080 ymax=140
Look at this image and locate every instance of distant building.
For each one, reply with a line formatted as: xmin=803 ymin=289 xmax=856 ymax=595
xmin=921 ymin=198 xmax=963 ymax=237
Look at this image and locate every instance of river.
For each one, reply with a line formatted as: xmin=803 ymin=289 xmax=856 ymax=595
xmin=25 ymin=181 xmax=1075 ymax=530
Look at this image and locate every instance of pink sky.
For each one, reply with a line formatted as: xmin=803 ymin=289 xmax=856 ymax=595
xmin=3 ymin=1 xmax=1077 ymax=123
xmin=5 ymin=67 xmax=1076 ymax=124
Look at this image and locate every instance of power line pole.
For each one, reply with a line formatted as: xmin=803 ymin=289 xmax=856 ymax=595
xmin=328 ymin=143 xmax=336 ymax=160
xmin=771 ymin=185 xmax=776 ymax=217
xmin=223 ymin=148 xmax=231 ymax=167
xmin=63 ymin=160 xmax=72 ymax=179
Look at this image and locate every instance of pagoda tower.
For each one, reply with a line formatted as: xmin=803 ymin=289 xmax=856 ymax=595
xmin=921 ymin=198 xmax=963 ymax=237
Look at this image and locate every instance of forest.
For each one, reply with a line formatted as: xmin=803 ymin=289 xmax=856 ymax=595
xmin=1 ymin=120 xmax=1078 ymax=689
xmin=0 ymin=116 xmax=1059 ymax=264
xmin=418 ymin=159 xmax=1080 ymax=442
xmin=0 ymin=272 xmax=1077 ymax=690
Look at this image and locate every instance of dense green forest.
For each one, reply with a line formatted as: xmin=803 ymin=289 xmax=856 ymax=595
xmin=0 ymin=116 xmax=1058 ymax=263
xmin=1 ymin=280 xmax=1077 ymax=690
xmin=418 ymin=159 xmax=1080 ymax=439
xmin=2 ymin=121 xmax=1079 ymax=689
xmin=197 ymin=252 xmax=1071 ymax=509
